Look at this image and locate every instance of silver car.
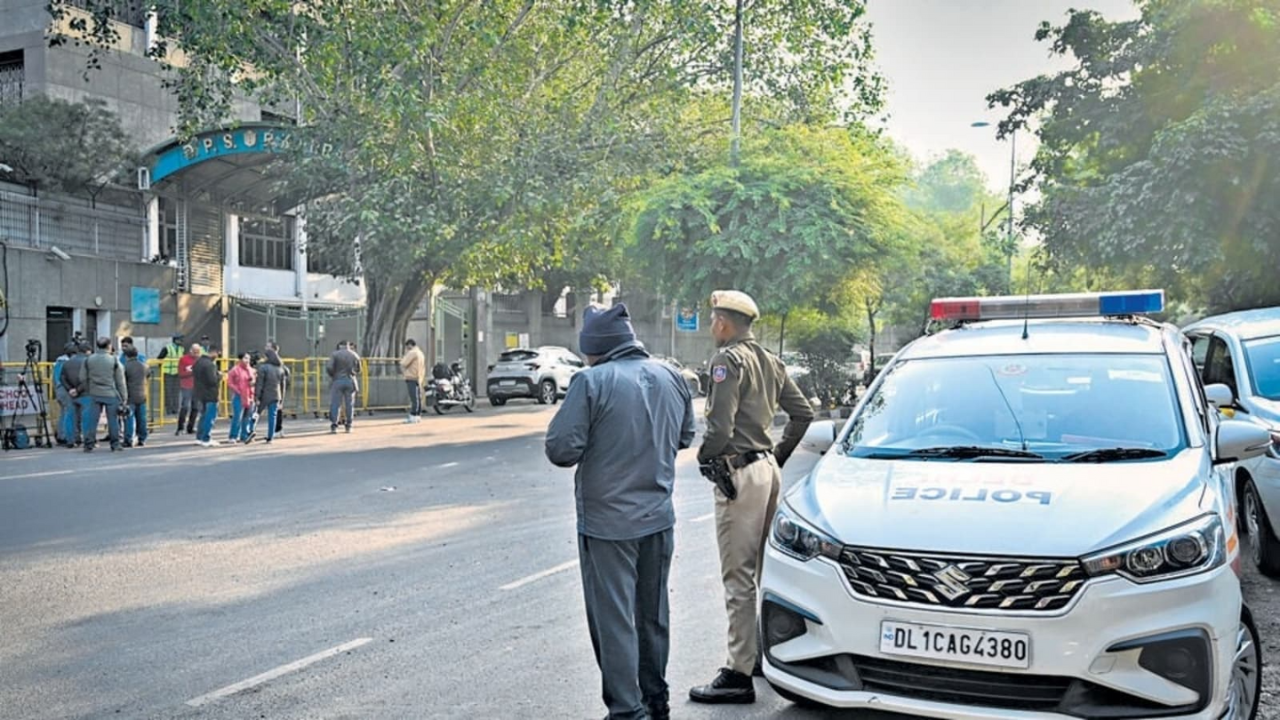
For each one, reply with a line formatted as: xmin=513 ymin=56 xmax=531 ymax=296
xmin=485 ymin=346 xmax=584 ymax=406
xmin=1184 ymin=309 xmax=1280 ymax=575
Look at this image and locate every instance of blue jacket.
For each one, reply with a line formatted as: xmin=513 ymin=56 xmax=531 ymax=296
xmin=545 ymin=341 xmax=695 ymax=541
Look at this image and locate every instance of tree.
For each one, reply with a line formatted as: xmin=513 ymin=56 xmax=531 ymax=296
xmin=989 ymin=0 xmax=1280 ymax=312
xmin=628 ymin=125 xmax=907 ymax=318
xmin=0 ymin=96 xmax=133 ymax=195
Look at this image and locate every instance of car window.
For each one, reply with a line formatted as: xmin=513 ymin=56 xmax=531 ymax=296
xmin=847 ymin=353 xmax=1186 ymax=460
xmin=1203 ymin=335 xmax=1238 ymax=395
xmin=1188 ymin=334 xmax=1210 ymax=374
xmin=498 ymin=350 xmax=538 ymax=363
xmin=562 ymin=354 xmax=584 ymax=368
xmin=1177 ymin=337 xmax=1211 ymax=436
xmin=1243 ymin=336 xmax=1280 ymax=401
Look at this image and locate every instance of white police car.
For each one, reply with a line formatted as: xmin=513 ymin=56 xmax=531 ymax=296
xmin=761 ymin=291 xmax=1272 ymax=720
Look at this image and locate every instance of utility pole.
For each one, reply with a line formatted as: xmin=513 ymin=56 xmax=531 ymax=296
xmin=730 ymin=0 xmax=744 ymax=165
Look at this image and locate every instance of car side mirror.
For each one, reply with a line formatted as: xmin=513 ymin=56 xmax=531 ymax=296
xmin=1214 ymin=419 xmax=1273 ymax=464
xmin=1204 ymin=383 xmax=1235 ymax=409
xmin=800 ymin=420 xmax=836 ymax=455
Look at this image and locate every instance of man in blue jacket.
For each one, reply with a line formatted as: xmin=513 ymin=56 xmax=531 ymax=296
xmin=545 ymin=304 xmax=695 ymax=720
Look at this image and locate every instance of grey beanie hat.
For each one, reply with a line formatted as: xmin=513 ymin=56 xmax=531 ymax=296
xmin=579 ymin=303 xmax=636 ymax=356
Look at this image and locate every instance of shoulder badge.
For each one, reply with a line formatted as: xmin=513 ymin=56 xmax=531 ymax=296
xmin=712 ymin=365 xmax=728 ymax=383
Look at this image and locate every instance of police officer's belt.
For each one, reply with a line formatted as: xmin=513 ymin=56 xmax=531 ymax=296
xmin=728 ymin=449 xmax=771 ymax=470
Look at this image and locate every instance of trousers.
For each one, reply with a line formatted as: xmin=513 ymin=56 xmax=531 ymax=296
xmin=82 ymin=396 xmax=120 ymax=450
xmin=578 ymin=528 xmax=674 ymax=720
xmin=125 ymin=401 xmax=148 ymax=443
xmin=714 ymin=455 xmax=781 ymax=675
xmin=405 ymin=380 xmax=421 ymax=416
xmin=330 ymin=376 xmax=356 ymax=428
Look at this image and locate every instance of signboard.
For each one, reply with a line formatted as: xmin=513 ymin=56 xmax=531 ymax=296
xmin=0 ymin=385 xmax=40 ymax=417
xmin=676 ymin=308 xmax=699 ymax=332
xmin=131 ymin=287 xmax=161 ymax=324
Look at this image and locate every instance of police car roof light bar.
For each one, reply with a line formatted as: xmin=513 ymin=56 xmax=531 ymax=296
xmin=930 ymin=290 xmax=1166 ymax=322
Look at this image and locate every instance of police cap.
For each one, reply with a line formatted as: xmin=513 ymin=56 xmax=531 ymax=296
xmin=710 ymin=290 xmax=760 ymax=320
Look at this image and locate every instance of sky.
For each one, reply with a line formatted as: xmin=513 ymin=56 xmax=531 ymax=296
xmin=865 ymin=0 xmax=1140 ymax=191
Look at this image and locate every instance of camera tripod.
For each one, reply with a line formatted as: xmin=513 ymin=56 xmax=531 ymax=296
xmin=2 ymin=353 xmax=54 ymax=450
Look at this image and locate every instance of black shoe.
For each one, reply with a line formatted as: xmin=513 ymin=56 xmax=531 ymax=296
xmin=122 ymin=441 xmax=133 ymax=448
xmin=83 ymin=445 xmax=94 ymax=453
xmin=175 ymin=427 xmax=183 ymax=436
xmin=689 ymin=668 xmax=755 ymax=704
xmin=136 ymin=441 xmax=146 ymax=448
xmin=344 ymin=425 xmax=352 ymax=434
xmin=644 ymin=692 xmax=670 ymax=720
xmin=330 ymin=425 xmax=337 ymax=434
xmin=111 ymin=444 xmax=122 ymax=452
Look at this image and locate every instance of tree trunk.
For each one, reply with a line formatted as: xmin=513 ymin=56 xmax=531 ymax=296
xmin=362 ymin=274 xmax=430 ymax=358
xmin=865 ymin=298 xmax=877 ymax=373
xmin=778 ymin=311 xmax=786 ymax=355
xmin=730 ymin=0 xmax=745 ymax=166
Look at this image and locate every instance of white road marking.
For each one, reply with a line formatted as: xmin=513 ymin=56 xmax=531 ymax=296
xmin=438 ymin=462 xmax=460 ymax=468
xmin=691 ymin=512 xmax=715 ymax=523
xmin=4 ymin=469 xmax=75 ymax=480
xmin=184 ymin=637 xmax=373 ymax=707
xmin=500 ymin=560 xmax=579 ymax=591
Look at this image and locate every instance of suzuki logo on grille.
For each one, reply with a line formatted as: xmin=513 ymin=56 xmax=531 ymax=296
xmin=933 ymin=565 xmax=973 ymax=601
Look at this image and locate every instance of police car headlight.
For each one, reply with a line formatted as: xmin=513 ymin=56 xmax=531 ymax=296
xmin=771 ymin=505 xmax=841 ymax=562
xmin=1082 ymin=514 xmax=1225 ymax=583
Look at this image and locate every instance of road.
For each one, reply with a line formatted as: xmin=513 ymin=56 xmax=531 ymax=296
xmin=1 ymin=402 xmax=1278 ymax=720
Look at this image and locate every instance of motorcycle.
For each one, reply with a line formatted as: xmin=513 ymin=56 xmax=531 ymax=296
xmin=427 ymin=361 xmax=476 ymax=414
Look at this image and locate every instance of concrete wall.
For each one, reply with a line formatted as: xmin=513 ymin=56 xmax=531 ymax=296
xmin=489 ymin=290 xmax=718 ymax=367
xmin=0 ymin=244 xmax=223 ymax=361
xmin=0 ymin=2 xmax=263 ymax=152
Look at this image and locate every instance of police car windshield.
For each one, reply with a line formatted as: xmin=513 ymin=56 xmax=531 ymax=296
xmin=1244 ymin=336 xmax=1280 ymax=401
xmin=847 ymin=353 xmax=1186 ymax=461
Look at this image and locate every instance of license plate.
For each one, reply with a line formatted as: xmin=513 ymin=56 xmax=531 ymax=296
xmin=499 ymin=380 xmax=516 ymax=386
xmin=880 ymin=621 xmax=1030 ymax=669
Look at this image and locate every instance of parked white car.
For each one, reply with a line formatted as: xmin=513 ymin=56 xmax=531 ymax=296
xmin=485 ymin=346 xmax=583 ymax=406
xmin=1184 ymin=308 xmax=1280 ymax=575
xmin=763 ymin=290 xmax=1269 ymax=719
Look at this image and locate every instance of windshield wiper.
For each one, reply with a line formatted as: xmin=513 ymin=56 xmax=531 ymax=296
xmin=1060 ymin=447 xmax=1168 ymax=463
xmin=906 ymin=446 xmax=1046 ymax=461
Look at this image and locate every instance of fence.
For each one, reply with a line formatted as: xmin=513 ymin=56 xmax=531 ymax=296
xmin=0 ymin=356 xmax=421 ymax=439
xmin=0 ymin=185 xmax=145 ymax=261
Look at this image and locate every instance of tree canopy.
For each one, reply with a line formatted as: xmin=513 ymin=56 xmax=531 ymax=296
xmin=989 ymin=0 xmax=1280 ymax=312
xmin=0 ymin=96 xmax=133 ymax=194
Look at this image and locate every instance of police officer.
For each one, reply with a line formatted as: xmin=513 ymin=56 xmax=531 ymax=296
xmin=156 ymin=333 xmax=184 ymax=415
xmin=689 ymin=290 xmax=814 ymax=705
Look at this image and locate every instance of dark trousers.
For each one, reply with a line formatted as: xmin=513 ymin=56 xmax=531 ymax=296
xmin=163 ymin=375 xmax=179 ymax=414
xmin=405 ymin=380 xmax=421 ymax=415
xmin=330 ymin=377 xmax=356 ymax=428
xmin=578 ymin=528 xmax=674 ymax=720
xmin=82 ymin=397 xmax=120 ymax=449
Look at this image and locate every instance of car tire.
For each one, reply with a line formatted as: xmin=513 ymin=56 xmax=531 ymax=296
xmin=1224 ymin=607 xmax=1261 ymax=720
xmin=537 ymin=380 xmax=556 ymax=405
xmin=1241 ymin=480 xmax=1280 ymax=577
xmin=489 ymin=397 xmax=507 ymax=407
xmin=766 ymin=681 xmax=823 ymax=708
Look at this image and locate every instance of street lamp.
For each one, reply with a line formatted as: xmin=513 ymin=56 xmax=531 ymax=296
xmin=972 ymin=121 xmax=1016 ymax=289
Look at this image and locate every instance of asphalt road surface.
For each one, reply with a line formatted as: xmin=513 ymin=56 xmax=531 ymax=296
xmin=1 ymin=402 xmax=1278 ymax=720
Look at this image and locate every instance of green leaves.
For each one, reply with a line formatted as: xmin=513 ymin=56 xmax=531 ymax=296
xmin=991 ymin=0 xmax=1280 ymax=313
xmin=0 ymin=96 xmax=134 ymax=194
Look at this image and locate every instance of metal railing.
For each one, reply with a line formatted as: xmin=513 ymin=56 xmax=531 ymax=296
xmin=0 ymin=186 xmax=145 ymax=260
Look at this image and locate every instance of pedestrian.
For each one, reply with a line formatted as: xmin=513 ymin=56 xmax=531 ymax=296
xmin=79 ymin=336 xmax=128 ymax=453
xmin=265 ymin=341 xmax=288 ymax=437
xmin=326 ymin=340 xmax=360 ymax=434
xmin=123 ymin=346 xmax=150 ymax=447
xmin=62 ymin=343 xmax=93 ymax=449
xmin=176 ymin=343 xmax=200 ymax=435
xmin=156 ymin=333 xmax=183 ymax=416
xmin=227 ymin=352 xmax=257 ymax=443
xmin=688 ymin=290 xmax=814 ymax=705
xmin=193 ymin=345 xmax=222 ymax=447
xmin=400 ymin=338 xmax=426 ymax=423
xmin=52 ymin=342 xmax=76 ymax=447
xmin=255 ymin=348 xmax=285 ymax=444
xmin=545 ymin=304 xmax=695 ymax=720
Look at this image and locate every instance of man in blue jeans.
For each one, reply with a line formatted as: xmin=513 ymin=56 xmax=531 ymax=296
xmin=193 ymin=345 xmax=222 ymax=447
xmin=79 ymin=337 xmax=127 ymax=453
xmin=255 ymin=349 xmax=285 ymax=444
xmin=122 ymin=346 xmax=150 ymax=447
xmin=326 ymin=340 xmax=360 ymax=434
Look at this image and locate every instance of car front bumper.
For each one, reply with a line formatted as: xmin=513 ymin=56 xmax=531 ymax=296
xmin=760 ymin=541 xmax=1240 ymax=719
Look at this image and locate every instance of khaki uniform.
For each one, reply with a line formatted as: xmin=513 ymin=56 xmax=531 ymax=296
xmin=700 ymin=332 xmax=813 ymax=674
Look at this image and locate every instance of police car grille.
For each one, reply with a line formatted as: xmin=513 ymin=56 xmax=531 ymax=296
xmin=838 ymin=547 xmax=1085 ymax=612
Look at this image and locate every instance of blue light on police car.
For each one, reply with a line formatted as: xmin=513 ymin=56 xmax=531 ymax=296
xmin=1098 ymin=290 xmax=1165 ymax=316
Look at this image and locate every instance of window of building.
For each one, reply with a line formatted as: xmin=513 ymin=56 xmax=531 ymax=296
xmin=0 ymin=51 xmax=23 ymax=107
xmin=67 ymin=0 xmax=147 ymax=28
xmin=240 ymin=215 xmax=295 ymax=271
xmin=159 ymin=196 xmax=180 ymax=260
